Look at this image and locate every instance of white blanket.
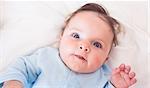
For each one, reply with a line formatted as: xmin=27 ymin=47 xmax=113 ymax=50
xmin=0 ymin=1 xmax=149 ymax=87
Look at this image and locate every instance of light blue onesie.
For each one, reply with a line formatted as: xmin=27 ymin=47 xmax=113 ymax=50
xmin=0 ymin=47 xmax=115 ymax=88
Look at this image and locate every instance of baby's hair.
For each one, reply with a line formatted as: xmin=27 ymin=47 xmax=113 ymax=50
xmin=61 ymin=3 xmax=121 ymax=46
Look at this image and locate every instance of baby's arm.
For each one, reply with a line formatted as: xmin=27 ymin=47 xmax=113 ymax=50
xmin=110 ymin=64 xmax=137 ymax=88
xmin=0 ymin=51 xmax=41 ymax=87
xmin=3 ymin=80 xmax=23 ymax=88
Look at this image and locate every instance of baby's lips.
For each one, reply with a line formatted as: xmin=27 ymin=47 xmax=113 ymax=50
xmin=79 ymin=53 xmax=87 ymax=60
xmin=73 ymin=53 xmax=87 ymax=61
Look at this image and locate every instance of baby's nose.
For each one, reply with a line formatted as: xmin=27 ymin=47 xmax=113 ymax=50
xmin=79 ymin=44 xmax=90 ymax=53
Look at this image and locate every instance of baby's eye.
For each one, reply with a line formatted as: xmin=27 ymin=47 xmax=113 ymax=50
xmin=93 ymin=41 xmax=102 ymax=48
xmin=71 ymin=33 xmax=80 ymax=39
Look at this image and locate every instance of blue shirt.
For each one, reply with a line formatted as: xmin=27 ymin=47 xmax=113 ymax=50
xmin=0 ymin=47 xmax=114 ymax=88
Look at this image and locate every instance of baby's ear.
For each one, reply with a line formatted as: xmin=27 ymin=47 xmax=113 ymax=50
xmin=58 ymin=31 xmax=63 ymax=39
xmin=59 ymin=33 xmax=62 ymax=39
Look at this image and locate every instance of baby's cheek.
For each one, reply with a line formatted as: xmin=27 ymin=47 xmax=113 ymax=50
xmin=62 ymin=37 xmax=76 ymax=46
xmin=60 ymin=39 xmax=69 ymax=47
xmin=95 ymin=57 xmax=103 ymax=66
xmin=89 ymin=56 xmax=103 ymax=69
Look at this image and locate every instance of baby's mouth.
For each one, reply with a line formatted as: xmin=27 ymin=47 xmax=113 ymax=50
xmin=73 ymin=54 xmax=87 ymax=62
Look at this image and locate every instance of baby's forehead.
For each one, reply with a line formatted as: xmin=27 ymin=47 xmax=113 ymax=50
xmin=69 ymin=11 xmax=111 ymax=28
xmin=72 ymin=11 xmax=100 ymax=19
xmin=68 ymin=11 xmax=112 ymax=30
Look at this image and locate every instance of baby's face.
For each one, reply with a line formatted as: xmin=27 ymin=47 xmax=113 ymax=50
xmin=59 ymin=11 xmax=114 ymax=73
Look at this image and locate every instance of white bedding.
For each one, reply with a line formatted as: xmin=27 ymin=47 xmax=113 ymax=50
xmin=0 ymin=1 xmax=149 ymax=87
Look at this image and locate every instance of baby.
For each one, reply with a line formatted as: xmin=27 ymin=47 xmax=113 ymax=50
xmin=0 ymin=3 xmax=136 ymax=88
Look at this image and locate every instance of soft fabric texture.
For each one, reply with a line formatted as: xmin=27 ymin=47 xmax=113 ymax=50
xmin=0 ymin=1 xmax=149 ymax=87
xmin=0 ymin=47 xmax=114 ymax=88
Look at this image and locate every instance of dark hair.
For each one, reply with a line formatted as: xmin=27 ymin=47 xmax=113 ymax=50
xmin=62 ymin=3 xmax=121 ymax=46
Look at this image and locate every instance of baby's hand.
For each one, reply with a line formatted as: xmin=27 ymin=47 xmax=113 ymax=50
xmin=3 ymin=80 xmax=23 ymax=88
xmin=110 ymin=64 xmax=137 ymax=88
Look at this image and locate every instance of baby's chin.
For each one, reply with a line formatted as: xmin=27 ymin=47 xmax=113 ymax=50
xmin=67 ymin=64 xmax=97 ymax=74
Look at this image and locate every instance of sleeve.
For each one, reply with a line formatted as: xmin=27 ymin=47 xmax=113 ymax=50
xmin=0 ymin=50 xmax=41 ymax=88
xmin=98 ymin=64 xmax=116 ymax=88
xmin=103 ymin=81 xmax=116 ymax=88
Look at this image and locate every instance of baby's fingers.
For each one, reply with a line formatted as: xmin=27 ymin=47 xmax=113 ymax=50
xmin=120 ymin=71 xmax=130 ymax=85
xmin=130 ymin=78 xmax=137 ymax=86
xmin=119 ymin=64 xmax=125 ymax=71
xmin=129 ymin=72 xmax=136 ymax=86
xmin=129 ymin=72 xmax=136 ymax=79
xmin=125 ymin=65 xmax=131 ymax=74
